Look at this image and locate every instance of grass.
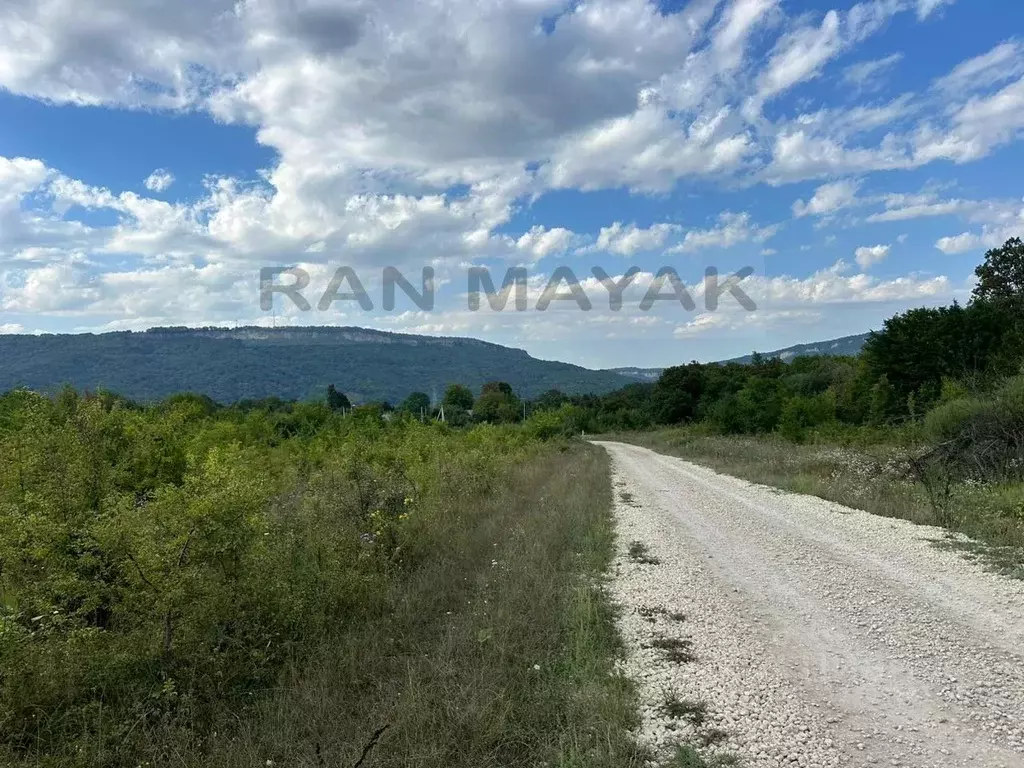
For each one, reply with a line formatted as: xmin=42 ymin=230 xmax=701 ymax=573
xmin=648 ymin=636 xmax=696 ymax=664
xmin=612 ymin=427 xmax=1024 ymax=578
xmin=661 ymin=696 xmax=707 ymax=726
xmin=197 ymin=443 xmax=648 ymax=768
xmin=628 ymin=540 xmax=661 ymax=565
xmin=5 ymin=443 xmax=650 ymax=768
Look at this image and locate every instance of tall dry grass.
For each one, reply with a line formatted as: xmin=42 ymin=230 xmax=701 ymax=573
xmin=167 ymin=443 xmax=648 ymax=768
xmin=614 ymin=429 xmax=1023 ymax=578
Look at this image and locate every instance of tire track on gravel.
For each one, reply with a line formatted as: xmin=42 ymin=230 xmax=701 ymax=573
xmin=599 ymin=441 xmax=1024 ymax=768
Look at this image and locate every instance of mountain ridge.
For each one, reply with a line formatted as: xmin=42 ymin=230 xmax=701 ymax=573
xmin=605 ymin=332 xmax=872 ymax=381
xmin=0 ymin=325 xmax=627 ymax=404
xmin=0 ymin=326 xmax=873 ymax=403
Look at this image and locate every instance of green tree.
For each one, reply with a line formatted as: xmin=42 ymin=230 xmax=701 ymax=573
xmin=474 ymin=382 xmax=521 ymax=424
xmin=973 ymin=237 xmax=1024 ymax=303
xmin=326 ymin=384 xmax=351 ymax=412
xmin=869 ymin=375 xmax=896 ymax=426
xmin=533 ymin=389 xmax=569 ymax=412
xmin=442 ymin=384 xmax=475 ymax=412
xmin=652 ymin=364 xmax=704 ymax=424
xmin=400 ymin=392 xmax=431 ymax=416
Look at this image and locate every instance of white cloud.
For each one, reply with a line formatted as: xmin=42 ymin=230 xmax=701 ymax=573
xmin=674 ymin=309 xmax=820 ymax=338
xmin=916 ymin=0 xmax=956 ymax=20
xmin=792 ymin=179 xmax=862 ymax=217
xmin=593 ymin=221 xmax=679 ymax=256
xmin=935 ymin=208 xmax=1024 ymax=253
xmin=935 ymin=232 xmax=981 ymax=254
xmin=0 ymin=156 xmax=51 ymax=210
xmin=753 ymin=260 xmax=953 ymax=304
xmin=0 ymin=0 xmax=1009 ymax=365
xmin=144 ymin=169 xmax=175 ymax=192
xmin=934 ymin=41 xmax=1024 ymax=95
xmin=669 ymin=211 xmax=777 ymax=253
xmin=842 ymin=53 xmax=904 ymax=92
xmin=867 ymin=196 xmax=969 ymax=222
xmin=854 ymin=243 xmax=890 ymax=268
xmin=673 ymin=260 xmax=959 ymax=338
xmin=711 ymin=0 xmax=781 ymax=72
xmin=515 ymin=226 xmax=576 ymax=261
xmin=753 ymin=10 xmax=843 ymax=106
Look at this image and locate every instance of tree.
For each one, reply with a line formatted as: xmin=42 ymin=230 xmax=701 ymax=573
xmin=442 ymin=384 xmax=475 ymax=412
xmin=474 ymin=382 xmax=521 ymax=424
xmin=533 ymin=389 xmax=569 ymax=412
xmin=480 ymin=381 xmax=514 ymax=398
xmin=326 ymin=384 xmax=351 ymax=412
xmin=868 ymin=375 xmax=896 ymax=426
xmin=400 ymin=392 xmax=431 ymax=416
xmin=652 ymin=364 xmax=704 ymax=424
xmin=863 ymin=301 xmax=1019 ymax=415
xmin=973 ymin=237 xmax=1024 ymax=304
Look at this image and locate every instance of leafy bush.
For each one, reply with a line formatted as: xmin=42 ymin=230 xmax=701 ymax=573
xmin=0 ymin=389 xmax=540 ymax=764
xmin=778 ymin=392 xmax=836 ymax=442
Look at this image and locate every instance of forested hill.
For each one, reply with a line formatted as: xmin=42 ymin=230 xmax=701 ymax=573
xmin=606 ymin=332 xmax=873 ymax=381
xmin=0 ymin=326 xmax=632 ymax=404
xmin=725 ymin=333 xmax=870 ymax=364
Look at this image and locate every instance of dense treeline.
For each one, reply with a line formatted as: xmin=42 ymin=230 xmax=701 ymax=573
xmin=524 ymin=238 xmax=1024 ymax=443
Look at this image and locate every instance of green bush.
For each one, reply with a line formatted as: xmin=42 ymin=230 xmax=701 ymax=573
xmin=778 ymin=393 xmax=836 ymax=442
xmin=0 ymin=389 xmax=540 ymax=764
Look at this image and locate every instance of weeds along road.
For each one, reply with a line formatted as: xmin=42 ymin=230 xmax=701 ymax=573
xmin=596 ymin=441 xmax=1024 ymax=768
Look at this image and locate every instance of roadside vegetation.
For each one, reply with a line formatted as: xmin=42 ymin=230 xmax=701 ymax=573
xmin=527 ymin=238 xmax=1024 ymax=576
xmin=6 ymin=240 xmax=1024 ymax=765
xmin=0 ymin=390 xmax=646 ymax=767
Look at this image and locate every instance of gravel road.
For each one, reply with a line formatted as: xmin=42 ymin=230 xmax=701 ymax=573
xmin=597 ymin=441 xmax=1024 ymax=768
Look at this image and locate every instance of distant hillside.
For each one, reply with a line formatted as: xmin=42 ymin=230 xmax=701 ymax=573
xmin=606 ymin=367 xmax=662 ymax=382
xmin=724 ymin=333 xmax=870 ymax=364
xmin=608 ymin=332 xmax=872 ymax=382
xmin=0 ymin=326 xmax=632 ymax=404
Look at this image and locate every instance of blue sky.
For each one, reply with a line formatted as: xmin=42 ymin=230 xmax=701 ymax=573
xmin=1 ymin=0 xmax=1022 ymax=368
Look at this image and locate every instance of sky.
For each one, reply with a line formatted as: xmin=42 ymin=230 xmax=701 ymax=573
xmin=0 ymin=0 xmax=1022 ymax=369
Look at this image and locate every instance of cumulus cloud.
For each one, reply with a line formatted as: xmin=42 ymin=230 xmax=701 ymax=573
xmin=144 ymin=169 xmax=175 ymax=192
xmin=515 ymin=226 xmax=576 ymax=261
xmin=593 ymin=222 xmax=680 ymax=256
xmin=854 ymin=244 xmax=890 ymax=269
xmin=0 ymin=0 xmax=1008 ymax=363
xmin=670 ymin=212 xmax=777 ymax=253
xmin=862 ymin=190 xmax=1024 ymax=253
xmin=935 ymin=208 xmax=1024 ymax=253
xmin=792 ymin=179 xmax=862 ymax=218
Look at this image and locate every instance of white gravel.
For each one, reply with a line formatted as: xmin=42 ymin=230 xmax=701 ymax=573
xmin=597 ymin=440 xmax=1024 ymax=768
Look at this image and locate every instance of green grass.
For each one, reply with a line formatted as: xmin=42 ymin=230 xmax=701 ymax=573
xmin=661 ymin=696 xmax=707 ymax=726
xmin=177 ymin=444 xmax=647 ymax=768
xmin=3 ymin=442 xmax=651 ymax=768
xmin=648 ymin=636 xmax=696 ymax=664
xmin=612 ymin=428 xmax=1024 ymax=578
xmin=628 ymin=540 xmax=661 ymax=565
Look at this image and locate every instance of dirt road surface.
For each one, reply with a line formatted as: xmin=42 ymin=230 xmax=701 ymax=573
xmin=597 ymin=441 xmax=1024 ymax=768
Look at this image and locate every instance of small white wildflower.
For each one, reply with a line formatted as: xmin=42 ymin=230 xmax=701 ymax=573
xmin=533 ymin=664 xmax=541 ymax=671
